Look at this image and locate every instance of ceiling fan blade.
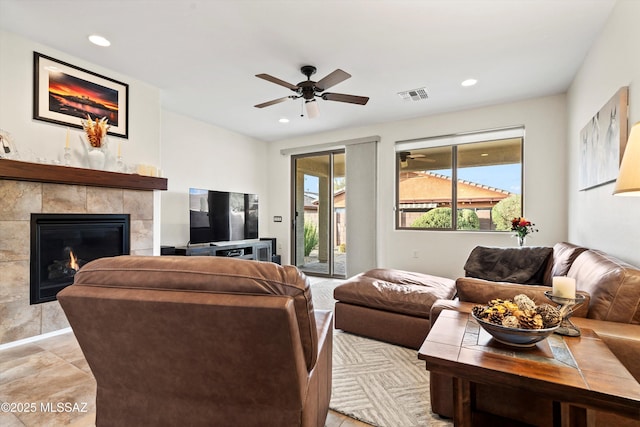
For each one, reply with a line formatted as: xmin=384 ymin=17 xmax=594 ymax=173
xmin=412 ymin=157 xmax=436 ymax=163
xmin=322 ymin=92 xmax=369 ymax=105
xmin=254 ymin=96 xmax=291 ymax=108
xmin=315 ymin=69 xmax=351 ymax=91
xmin=255 ymin=73 xmax=299 ymax=90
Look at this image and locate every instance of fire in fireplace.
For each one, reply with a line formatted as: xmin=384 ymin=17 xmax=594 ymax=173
xmin=30 ymin=213 xmax=130 ymax=304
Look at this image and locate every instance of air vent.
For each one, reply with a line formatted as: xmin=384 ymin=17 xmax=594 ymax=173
xmin=398 ymin=87 xmax=429 ymax=102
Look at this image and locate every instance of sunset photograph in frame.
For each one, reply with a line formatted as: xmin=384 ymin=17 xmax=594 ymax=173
xmin=33 ymin=52 xmax=128 ymax=138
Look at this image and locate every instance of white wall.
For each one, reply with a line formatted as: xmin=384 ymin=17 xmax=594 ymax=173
xmin=0 ymin=30 xmax=275 ymax=254
xmin=567 ymin=0 xmax=640 ymax=266
xmin=0 ymin=30 xmax=161 ymax=173
xmin=268 ymin=94 xmax=568 ymax=278
xmin=0 ymin=30 xmax=164 ymax=251
xmin=159 ymin=110 xmax=268 ymax=247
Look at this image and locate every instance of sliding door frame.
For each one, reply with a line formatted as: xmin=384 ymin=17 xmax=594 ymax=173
xmin=290 ymin=149 xmax=345 ymax=278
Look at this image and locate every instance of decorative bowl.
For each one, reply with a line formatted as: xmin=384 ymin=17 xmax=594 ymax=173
xmin=471 ymin=312 xmax=559 ymax=348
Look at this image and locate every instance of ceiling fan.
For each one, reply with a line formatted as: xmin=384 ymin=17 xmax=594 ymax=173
xmin=399 ymin=151 xmax=436 ymax=168
xmin=254 ymin=65 xmax=369 ymax=118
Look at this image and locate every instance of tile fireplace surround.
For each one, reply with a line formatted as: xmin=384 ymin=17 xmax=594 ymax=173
xmin=0 ymin=160 xmax=167 ymax=345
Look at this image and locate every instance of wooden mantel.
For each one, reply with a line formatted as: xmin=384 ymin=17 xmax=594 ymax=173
xmin=0 ymin=159 xmax=167 ymax=191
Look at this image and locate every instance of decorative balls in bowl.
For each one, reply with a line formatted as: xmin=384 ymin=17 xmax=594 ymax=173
xmin=471 ymin=294 xmax=561 ymax=348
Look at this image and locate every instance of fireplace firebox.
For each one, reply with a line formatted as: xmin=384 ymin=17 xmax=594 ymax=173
xmin=30 ymin=213 xmax=130 ymax=304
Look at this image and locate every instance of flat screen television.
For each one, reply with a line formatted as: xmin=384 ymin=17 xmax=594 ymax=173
xmin=189 ymin=188 xmax=258 ymax=244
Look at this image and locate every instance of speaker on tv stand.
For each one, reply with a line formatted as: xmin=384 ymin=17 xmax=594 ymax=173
xmin=160 ymin=245 xmax=176 ymax=255
xmin=260 ymin=237 xmax=281 ymax=265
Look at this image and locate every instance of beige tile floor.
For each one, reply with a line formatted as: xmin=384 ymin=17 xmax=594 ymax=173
xmin=0 ymin=331 xmax=371 ymax=427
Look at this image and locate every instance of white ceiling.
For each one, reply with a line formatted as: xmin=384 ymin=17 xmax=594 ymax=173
xmin=0 ymin=0 xmax=616 ymax=142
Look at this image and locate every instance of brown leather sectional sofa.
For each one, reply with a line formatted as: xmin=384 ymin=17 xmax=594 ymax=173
xmin=429 ymin=242 xmax=640 ymax=426
xmin=334 ymin=242 xmax=639 ymax=426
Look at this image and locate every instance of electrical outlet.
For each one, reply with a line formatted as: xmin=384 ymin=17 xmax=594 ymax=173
xmin=273 ymin=216 xmax=283 ymax=222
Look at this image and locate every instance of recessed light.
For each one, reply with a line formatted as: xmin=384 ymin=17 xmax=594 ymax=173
xmin=88 ymin=34 xmax=111 ymax=47
xmin=461 ymin=78 xmax=478 ymax=87
xmin=279 ymin=118 xmax=290 ymax=124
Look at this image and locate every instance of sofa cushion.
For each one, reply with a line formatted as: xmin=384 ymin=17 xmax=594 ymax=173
xmin=72 ymin=255 xmax=319 ymax=370
xmin=455 ymin=277 xmax=590 ymax=318
xmin=464 ymin=246 xmax=553 ymax=284
xmin=568 ymin=250 xmax=640 ymax=324
xmin=358 ymin=268 xmax=453 ymax=288
xmin=333 ymin=269 xmax=455 ymax=319
xmin=550 ymin=242 xmax=589 ymax=278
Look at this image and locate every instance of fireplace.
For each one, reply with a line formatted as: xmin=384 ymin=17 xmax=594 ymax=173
xmin=30 ymin=213 xmax=130 ymax=304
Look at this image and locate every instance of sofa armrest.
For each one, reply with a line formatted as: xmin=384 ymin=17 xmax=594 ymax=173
xmin=455 ymin=277 xmax=590 ymax=318
xmin=429 ymin=299 xmax=475 ymax=329
xmin=312 ymin=310 xmax=333 ymax=378
xmin=303 ymin=310 xmax=333 ymax=427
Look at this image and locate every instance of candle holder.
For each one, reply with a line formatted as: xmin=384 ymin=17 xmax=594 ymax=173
xmin=63 ymin=147 xmax=72 ymax=166
xmin=544 ymin=291 xmax=586 ymax=336
xmin=115 ymin=155 xmax=125 ymax=173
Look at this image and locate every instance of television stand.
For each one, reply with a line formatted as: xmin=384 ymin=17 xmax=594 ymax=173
xmin=173 ymin=239 xmax=272 ymax=262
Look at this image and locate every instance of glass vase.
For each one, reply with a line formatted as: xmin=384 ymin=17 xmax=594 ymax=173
xmin=517 ymin=235 xmax=526 ymax=247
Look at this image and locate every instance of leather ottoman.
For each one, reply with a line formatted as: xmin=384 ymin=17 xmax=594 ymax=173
xmin=333 ymin=268 xmax=456 ymax=349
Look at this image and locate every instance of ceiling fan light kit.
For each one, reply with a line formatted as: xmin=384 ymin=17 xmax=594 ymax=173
xmin=305 ymin=99 xmax=320 ymax=118
xmin=398 ymin=151 xmax=434 ymax=169
xmin=255 ymin=65 xmax=369 ymax=118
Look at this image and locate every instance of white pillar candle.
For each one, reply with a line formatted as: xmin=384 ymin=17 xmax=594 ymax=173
xmin=552 ymin=276 xmax=576 ymax=299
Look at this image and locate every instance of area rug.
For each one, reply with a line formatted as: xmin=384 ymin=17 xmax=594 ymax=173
xmin=331 ymin=331 xmax=452 ymax=427
xmin=311 ymin=279 xmax=453 ymax=427
xmin=309 ymin=279 xmax=341 ymax=311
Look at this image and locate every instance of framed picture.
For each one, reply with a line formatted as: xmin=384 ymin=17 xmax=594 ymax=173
xmin=579 ymin=86 xmax=628 ymax=190
xmin=33 ymin=52 xmax=129 ymax=138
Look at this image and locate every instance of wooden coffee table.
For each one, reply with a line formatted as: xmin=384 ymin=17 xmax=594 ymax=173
xmin=418 ymin=310 xmax=640 ymax=427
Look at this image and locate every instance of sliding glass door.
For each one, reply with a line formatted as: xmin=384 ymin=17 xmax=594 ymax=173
xmin=292 ymin=151 xmax=346 ymax=277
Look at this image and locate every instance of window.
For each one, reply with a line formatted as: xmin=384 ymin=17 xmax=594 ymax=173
xmin=395 ymin=127 xmax=523 ymax=231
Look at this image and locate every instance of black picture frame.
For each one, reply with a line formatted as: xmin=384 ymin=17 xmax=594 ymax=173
xmin=33 ymin=52 xmax=129 ymax=139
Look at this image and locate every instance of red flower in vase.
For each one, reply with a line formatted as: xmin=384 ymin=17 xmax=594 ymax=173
xmin=511 ymin=217 xmax=538 ymax=241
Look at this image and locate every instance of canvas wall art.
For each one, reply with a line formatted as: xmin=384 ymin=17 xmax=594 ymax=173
xmin=579 ymin=87 xmax=628 ymax=190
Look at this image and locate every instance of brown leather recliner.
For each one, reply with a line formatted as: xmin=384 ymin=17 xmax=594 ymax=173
xmin=58 ymin=256 xmax=333 ymax=427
